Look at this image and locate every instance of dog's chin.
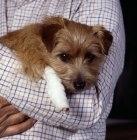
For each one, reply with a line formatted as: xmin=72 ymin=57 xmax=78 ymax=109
xmin=65 ymin=88 xmax=82 ymax=93
xmin=65 ymin=88 xmax=83 ymax=95
xmin=64 ymin=84 xmax=91 ymax=94
xmin=62 ymin=80 xmax=94 ymax=94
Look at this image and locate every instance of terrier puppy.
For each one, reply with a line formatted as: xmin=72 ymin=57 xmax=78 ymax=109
xmin=0 ymin=17 xmax=113 ymax=111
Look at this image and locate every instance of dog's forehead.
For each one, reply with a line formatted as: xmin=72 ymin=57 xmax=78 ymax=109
xmin=54 ymin=36 xmax=97 ymax=57
xmin=53 ymin=21 xmax=101 ymax=55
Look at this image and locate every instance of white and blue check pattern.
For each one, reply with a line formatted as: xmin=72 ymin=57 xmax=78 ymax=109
xmin=0 ymin=0 xmax=125 ymax=139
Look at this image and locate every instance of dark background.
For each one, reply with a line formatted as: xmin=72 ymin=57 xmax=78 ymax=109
xmin=106 ymin=1 xmax=137 ymax=139
xmin=108 ymin=0 xmax=137 ymax=120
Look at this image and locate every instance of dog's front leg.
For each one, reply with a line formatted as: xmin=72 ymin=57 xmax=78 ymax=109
xmin=43 ymin=66 xmax=69 ymax=113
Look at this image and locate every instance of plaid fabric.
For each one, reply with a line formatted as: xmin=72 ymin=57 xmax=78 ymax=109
xmin=0 ymin=0 xmax=125 ymax=139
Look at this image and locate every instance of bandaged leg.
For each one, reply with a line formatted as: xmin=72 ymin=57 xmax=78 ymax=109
xmin=43 ymin=66 xmax=69 ymax=113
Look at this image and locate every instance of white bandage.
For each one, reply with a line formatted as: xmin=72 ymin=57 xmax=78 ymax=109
xmin=43 ymin=66 xmax=69 ymax=113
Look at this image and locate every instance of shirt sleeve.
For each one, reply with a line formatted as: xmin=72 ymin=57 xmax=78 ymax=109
xmin=0 ymin=0 xmax=125 ymax=131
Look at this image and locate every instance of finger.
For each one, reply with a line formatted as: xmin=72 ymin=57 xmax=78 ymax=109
xmin=1 ymin=118 xmax=37 ymax=137
xmin=0 ymin=96 xmax=11 ymax=108
xmin=1 ymin=112 xmax=29 ymax=128
xmin=0 ymin=105 xmax=19 ymax=120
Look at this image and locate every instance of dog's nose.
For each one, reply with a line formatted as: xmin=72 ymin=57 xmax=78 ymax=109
xmin=73 ymin=81 xmax=86 ymax=90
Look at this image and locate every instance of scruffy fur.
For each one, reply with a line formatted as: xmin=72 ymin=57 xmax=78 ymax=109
xmin=0 ymin=16 xmax=113 ymax=92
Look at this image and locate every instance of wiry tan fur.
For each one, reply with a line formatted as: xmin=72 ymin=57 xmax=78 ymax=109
xmin=0 ymin=16 xmax=113 ymax=92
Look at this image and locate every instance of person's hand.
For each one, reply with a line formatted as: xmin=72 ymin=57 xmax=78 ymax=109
xmin=0 ymin=96 xmax=36 ymax=138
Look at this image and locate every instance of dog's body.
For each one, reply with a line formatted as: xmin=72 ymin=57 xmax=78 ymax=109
xmin=0 ymin=16 xmax=113 ymax=93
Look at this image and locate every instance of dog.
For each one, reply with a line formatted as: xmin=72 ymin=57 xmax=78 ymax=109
xmin=0 ymin=16 xmax=113 ymax=93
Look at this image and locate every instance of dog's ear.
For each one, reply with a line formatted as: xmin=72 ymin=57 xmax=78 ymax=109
xmin=41 ymin=17 xmax=65 ymax=52
xmin=93 ymin=26 xmax=113 ymax=55
xmin=0 ymin=29 xmax=22 ymax=50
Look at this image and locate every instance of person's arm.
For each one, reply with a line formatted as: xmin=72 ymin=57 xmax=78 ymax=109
xmin=0 ymin=1 xmax=36 ymax=137
xmin=0 ymin=0 xmax=125 ymax=131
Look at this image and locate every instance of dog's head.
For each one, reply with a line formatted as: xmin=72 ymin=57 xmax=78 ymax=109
xmin=41 ymin=16 xmax=113 ymax=92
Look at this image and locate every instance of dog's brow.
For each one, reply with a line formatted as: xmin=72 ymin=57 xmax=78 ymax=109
xmin=87 ymin=43 xmax=99 ymax=50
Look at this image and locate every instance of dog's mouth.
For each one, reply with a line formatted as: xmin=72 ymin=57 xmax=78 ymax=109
xmin=63 ymin=81 xmax=88 ymax=93
xmin=65 ymin=84 xmax=99 ymax=101
xmin=61 ymin=76 xmax=96 ymax=93
xmin=65 ymin=88 xmax=84 ymax=95
xmin=63 ymin=80 xmax=97 ymax=93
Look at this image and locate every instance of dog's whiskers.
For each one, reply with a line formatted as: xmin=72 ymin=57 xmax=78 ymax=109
xmin=61 ymin=78 xmax=72 ymax=81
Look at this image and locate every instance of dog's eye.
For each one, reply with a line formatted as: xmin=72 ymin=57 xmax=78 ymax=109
xmin=59 ymin=53 xmax=71 ymax=63
xmin=85 ymin=53 xmax=95 ymax=63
